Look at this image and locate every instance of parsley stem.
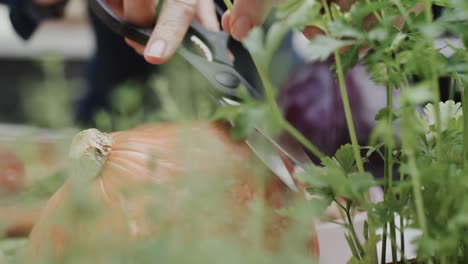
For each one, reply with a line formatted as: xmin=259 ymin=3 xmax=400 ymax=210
xmin=448 ymin=76 xmax=455 ymax=101
xmin=463 ymin=242 xmax=468 ymax=264
xmin=400 ymin=214 xmax=405 ymax=262
xmin=460 ymin=76 xmax=468 ymax=166
xmin=424 ymin=0 xmax=433 ymax=24
xmin=320 ymin=0 xmax=377 ymax=261
xmin=320 ymin=0 xmax=364 ymax=175
xmin=389 ymin=220 xmax=398 ymax=264
xmin=382 ymin=81 xmax=397 ymax=264
xmin=385 ymin=79 xmax=398 ymax=264
xmin=223 ymin=0 xmax=233 ymax=10
xmin=399 ymin=73 xmax=408 ymax=264
xmin=407 ymin=155 xmax=427 ymax=230
xmin=281 ymin=120 xmax=325 ymax=159
xmin=333 ymin=52 xmax=364 ymax=173
xmin=456 ymin=73 xmax=468 ymax=166
xmin=332 ymin=54 xmax=380 ymax=260
xmin=400 ymin=86 xmax=431 ymax=263
xmin=407 ymin=151 xmax=429 ymax=256
xmin=424 ymin=0 xmax=443 ymax=161
xmin=366 ymin=0 xmax=383 ymax=22
xmin=346 ymin=202 xmax=365 ymax=259
xmin=381 ymin=224 xmax=388 ymax=264
xmin=334 ymin=198 xmax=348 ymax=221
xmin=252 ymin=54 xmax=325 ymax=160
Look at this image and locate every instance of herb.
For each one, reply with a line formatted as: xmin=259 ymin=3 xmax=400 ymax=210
xmin=3 ymin=0 xmax=468 ymax=263
xmin=220 ymin=0 xmax=468 ymax=263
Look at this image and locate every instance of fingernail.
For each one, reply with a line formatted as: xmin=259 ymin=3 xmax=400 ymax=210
xmin=231 ymin=16 xmax=252 ymax=40
xmin=145 ymin=39 xmax=166 ymax=58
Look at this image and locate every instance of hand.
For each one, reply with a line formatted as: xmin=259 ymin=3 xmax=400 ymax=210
xmin=221 ymin=0 xmax=274 ymax=41
xmin=107 ymin=0 xmax=220 ymax=65
xmin=221 ymin=0 xmax=355 ymax=42
xmin=221 ymin=0 xmax=421 ymax=42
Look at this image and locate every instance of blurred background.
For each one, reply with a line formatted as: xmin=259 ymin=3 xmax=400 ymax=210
xmin=0 ymin=0 xmax=91 ymax=124
xmin=0 ymin=0 xmax=302 ymax=128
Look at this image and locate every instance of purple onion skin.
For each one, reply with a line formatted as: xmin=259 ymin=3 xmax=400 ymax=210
xmin=278 ymin=61 xmax=386 ymax=177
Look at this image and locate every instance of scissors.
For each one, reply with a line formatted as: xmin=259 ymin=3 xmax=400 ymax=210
xmin=89 ymin=0 xmax=314 ymax=192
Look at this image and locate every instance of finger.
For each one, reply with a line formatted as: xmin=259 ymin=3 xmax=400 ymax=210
xmin=125 ymin=38 xmax=146 ymax=55
xmin=229 ymin=0 xmax=274 ymax=41
xmin=144 ymin=0 xmax=197 ymax=64
xmin=102 ymin=0 xmax=124 ymax=18
xmin=303 ymin=26 xmax=324 ymax=40
xmin=195 ymin=0 xmax=220 ymax=32
xmin=221 ymin=10 xmax=231 ymax=34
xmin=123 ymin=0 xmax=158 ymax=27
xmin=302 ymin=0 xmax=355 ymax=40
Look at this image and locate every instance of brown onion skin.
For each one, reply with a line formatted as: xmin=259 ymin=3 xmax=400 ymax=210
xmin=0 ymin=150 xmax=25 ymax=192
xmin=1 ymin=206 xmax=42 ymax=237
xmin=27 ymin=122 xmax=319 ymax=258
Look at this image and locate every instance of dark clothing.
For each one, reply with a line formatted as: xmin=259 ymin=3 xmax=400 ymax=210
xmin=1 ymin=0 xmax=302 ymax=124
xmin=75 ymin=7 xmax=156 ymax=123
xmin=0 ymin=0 xmax=231 ymax=124
xmin=1 ymin=0 xmax=157 ymax=124
xmin=1 ymin=0 xmax=68 ymax=40
xmin=77 ymin=0 xmax=228 ymax=123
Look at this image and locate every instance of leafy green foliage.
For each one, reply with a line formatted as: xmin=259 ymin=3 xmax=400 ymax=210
xmin=21 ymin=55 xmax=79 ymax=128
xmin=90 ymin=56 xmax=217 ymax=131
xmin=308 ymin=36 xmax=354 ymax=61
xmin=4 ymin=0 xmax=468 ymax=263
xmin=297 ymin=145 xmax=376 ymax=202
xmin=255 ymin=0 xmax=468 ymax=263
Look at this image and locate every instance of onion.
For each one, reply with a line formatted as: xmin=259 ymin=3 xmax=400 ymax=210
xmin=27 ymin=122 xmax=318 ymax=260
xmin=0 ymin=150 xmax=25 ymax=192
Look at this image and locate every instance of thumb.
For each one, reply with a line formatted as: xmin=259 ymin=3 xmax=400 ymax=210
xmin=227 ymin=0 xmax=274 ymax=41
xmin=144 ymin=0 xmax=197 ymax=64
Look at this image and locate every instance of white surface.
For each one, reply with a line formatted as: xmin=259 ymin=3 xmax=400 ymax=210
xmin=435 ymin=37 xmax=464 ymax=58
xmin=316 ymin=212 xmax=368 ymax=264
xmin=0 ymin=123 xmax=77 ymax=143
xmin=0 ymin=2 xmax=93 ymax=60
xmin=376 ymin=215 xmax=420 ymax=263
xmin=316 ymin=213 xmax=420 ymax=264
xmin=315 ymin=187 xmax=419 ymax=264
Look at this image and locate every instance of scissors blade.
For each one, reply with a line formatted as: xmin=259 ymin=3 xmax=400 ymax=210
xmin=89 ymin=0 xmax=309 ymax=192
xmin=257 ymin=128 xmax=314 ymax=171
xmin=245 ymin=128 xmax=300 ymax=192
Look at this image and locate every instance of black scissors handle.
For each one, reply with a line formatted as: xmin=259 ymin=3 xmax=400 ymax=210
xmin=88 ymin=0 xmax=264 ymax=101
